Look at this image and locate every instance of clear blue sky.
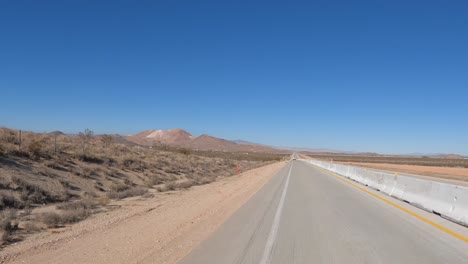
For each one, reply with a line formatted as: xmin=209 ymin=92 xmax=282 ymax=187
xmin=1 ymin=1 xmax=467 ymax=155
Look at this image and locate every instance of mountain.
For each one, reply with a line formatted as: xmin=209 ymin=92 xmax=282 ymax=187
xmin=48 ymin=131 xmax=65 ymax=136
xmin=231 ymin=140 xmax=259 ymax=145
xmin=125 ymin=129 xmax=280 ymax=153
xmin=188 ymin=135 xmax=277 ymax=152
xmin=279 ymin=146 xmax=344 ymax=153
xmin=125 ymin=129 xmax=194 ymax=146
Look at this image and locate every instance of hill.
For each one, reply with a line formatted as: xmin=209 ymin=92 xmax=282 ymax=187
xmin=125 ymin=129 xmax=280 ymax=153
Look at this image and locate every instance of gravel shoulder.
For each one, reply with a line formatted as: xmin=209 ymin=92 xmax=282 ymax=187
xmin=0 ymin=161 xmax=286 ymax=264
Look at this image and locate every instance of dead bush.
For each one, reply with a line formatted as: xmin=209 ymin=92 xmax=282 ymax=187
xmin=156 ymin=180 xmax=195 ymax=192
xmin=178 ymin=148 xmax=192 ymax=155
xmin=80 ymin=155 xmax=103 ymax=164
xmin=174 ymin=180 xmax=195 ymax=189
xmin=0 ymin=192 xmax=24 ymax=209
xmin=107 ymin=184 xmax=147 ymax=199
xmin=45 ymin=161 xmax=68 ymax=171
xmin=13 ymin=177 xmax=68 ymax=205
xmin=23 ymin=221 xmax=43 ymax=233
xmin=164 ymin=181 xmax=177 ymax=191
xmin=123 ymin=178 xmax=133 ymax=186
xmin=56 ymin=199 xmax=97 ymax=211
xmin=11 ymin=150 xmax=30 ymax=158
xmin=144 ymin=175 xmax=163 ymax=188
xmin=110 ymin=183 xmax=129 ymax=193
xmin=0 ymin=143 xmax=5 ymax=156
xmin=28 ymin=140 xmax=43 ymax=158
xmin=0 ymin=210 xmax=18 ymax=245
xmin=97 ymin=196 xmax=110 ymax=206
xmin=39 ymin=208 xmax=90 ymax=227
xmin=142 ymin=193 xmax=154 ymax=199
xmin=193 ymin=175 xmax=216 ymax=185
xmin=121 ymin=158 xmax=147 ymax=171
xmin=80 ymin=166 xmax=98 ymax=178
xmin=1 ymin=130 xmax=17 ymax=144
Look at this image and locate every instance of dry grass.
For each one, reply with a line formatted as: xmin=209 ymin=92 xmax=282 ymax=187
xmin=56 ymin=199 xmax=97 ymax=211
xmin=107 ymin=184 xmax=148 ymax=199
xmin=39 ymin=209 xmax=91 ymax=228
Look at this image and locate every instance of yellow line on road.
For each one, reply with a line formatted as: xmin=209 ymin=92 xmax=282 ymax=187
xmin=316 ymin=166 xmax=468 ymax=243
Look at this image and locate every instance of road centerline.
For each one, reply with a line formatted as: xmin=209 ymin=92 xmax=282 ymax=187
xmin=259 ymin=162 xmax=293 ymax=264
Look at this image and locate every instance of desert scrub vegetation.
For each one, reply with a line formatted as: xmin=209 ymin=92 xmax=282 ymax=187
xmin=107 ymin=183 xmax=148 ymax=199
xmin=38 ymin=199 xmax=99 ymax=228
xmin=0 ymin=127 xmax=286 ymax=246
xmin=1 ymin=210 xmax=18 ymax=246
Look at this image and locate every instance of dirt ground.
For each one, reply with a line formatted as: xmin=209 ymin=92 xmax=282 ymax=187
xmin=343 ymin=162 xmax=468 ymax=183
xmin=0 ymin=161 xmax=286 ymax=264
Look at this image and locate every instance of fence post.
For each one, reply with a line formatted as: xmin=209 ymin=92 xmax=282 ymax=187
xmin=18 ymin=130 xmax=22 ymax=151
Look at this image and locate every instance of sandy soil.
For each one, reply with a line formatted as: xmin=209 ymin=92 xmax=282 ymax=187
xmin=343 ymin=162 xmax=468 ymax=183
xmin=0 ymin=161 xmax=286 ymax=264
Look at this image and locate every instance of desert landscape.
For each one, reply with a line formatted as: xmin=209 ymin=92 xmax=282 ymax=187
xmin=0 ymin=127 xmax=286 ymax=251
xmin=2 ymin=126 xmax=468 ymax=263
xmin=3 ymin=2 xmax=467 ymax=263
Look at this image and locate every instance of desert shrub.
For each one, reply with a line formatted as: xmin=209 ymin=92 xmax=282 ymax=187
xmin=194 ymin=176 xmax=215 ymax=185
xmin=39 ymin=208 xmax=90 ymax=227
xmin=164 ymin=181 xmax=177 ymax=191
xmin=144 ymin=175 xmax=163 ymax=188
xmin=123 ymin=178 xmax=133 ymax=186
xmin=39 ymin=199 xmax=96 ymax=227
xmin=100 ymin=134 xmax=113 ymax=148
xmin=0 ymin=192 xmax=24 ymax=209
xmin=0 ymin=143 xmax=5 ymax=156
xmin=23 ymin=222 xmax=43 ymax=233
xmin=28 ymin=140 xmax=43 ymax=158
xmin=178 ymin=148 xmax=192 ymax=155
xmin=80 ymin=166 xmax=99 ymax=178
xmin=80 ymin=155 xmax=103 ymax=164
xmin=155 ymin=186 xmax=165 ymax=192
xmin=107 ymin=184 xmax=147 ymax=199
xmin=10 ymin=150 xmax=30 ymax=158
xmin=121 ymin=158 xmax=147 ymax=171
xmin=175 ymin=180 xmax=195 ymax=189
xmin=110 ymin=183 xmax=129 ymax=193
xmin=106 ymin=168 xmax=125 ymax=179
xmin=0 ymin=210 xmax=18 ymax=245
xmin=56 ymin=199 xmax=97 ymax=211
xmin=13 ymin=177 xmax=68 ymax=204
xmin=156 ymin=180 xmax=196 ymax=192
xmin=1 ymin=130 xmax=16 ymax=144
xmin=97 ymin=196 xmax=110 ymax=206
xmin=45 ymin=161 xmax=68 ymax=171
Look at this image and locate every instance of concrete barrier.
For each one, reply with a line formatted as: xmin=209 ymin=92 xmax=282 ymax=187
xmin=300 ymin=159 xmax=468 ymax=227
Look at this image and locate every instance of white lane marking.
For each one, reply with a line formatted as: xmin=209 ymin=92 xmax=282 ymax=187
xmin=259 ymin=163 xmax=293 ymax=264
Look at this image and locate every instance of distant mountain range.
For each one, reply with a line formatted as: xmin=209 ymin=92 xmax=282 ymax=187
xmin=132 ymin=130 xmax=463 ymax=157
xmin=13 ymin=127 xmax=467 ymax=157
xmin=230 ymin=140 xmax=350 ymax=154
xmin=124 ymin=129 xmax=280 ymax=153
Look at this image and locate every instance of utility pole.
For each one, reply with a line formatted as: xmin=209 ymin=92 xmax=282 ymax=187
xmin=54 ymin=134 xmax=57 ymax=155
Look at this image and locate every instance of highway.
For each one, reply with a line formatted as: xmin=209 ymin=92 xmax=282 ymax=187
xmin=180 ymin=160 xmax=468 ymax=264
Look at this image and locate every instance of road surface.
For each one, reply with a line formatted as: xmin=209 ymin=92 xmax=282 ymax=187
xmin=180 ymin=160 xmax=468 ymax=264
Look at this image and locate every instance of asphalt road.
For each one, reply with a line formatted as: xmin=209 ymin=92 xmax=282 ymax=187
xmin=179 ymin=160 xmax=468 ymax=264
